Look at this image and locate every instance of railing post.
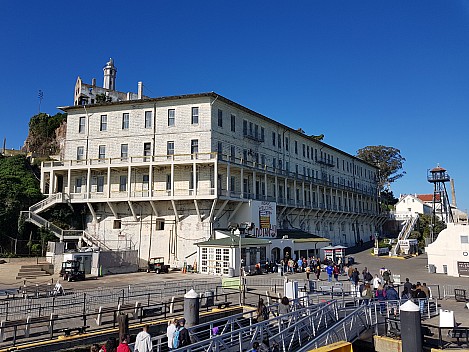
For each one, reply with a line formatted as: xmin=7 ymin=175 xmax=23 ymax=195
xmin=82 ymin=292 xmax=87 ymax=327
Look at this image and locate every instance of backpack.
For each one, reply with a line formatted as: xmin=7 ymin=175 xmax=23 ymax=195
xmin=173 ymin=327 xmax=181 ymax=348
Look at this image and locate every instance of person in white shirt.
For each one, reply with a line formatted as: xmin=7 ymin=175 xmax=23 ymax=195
xmin=166 ymin=318 xmax=178 ymax=350
xmin=372 ymin=274 xmax=382 ymax=290
xmin=134 ymin=325 xmax=152 ymax=352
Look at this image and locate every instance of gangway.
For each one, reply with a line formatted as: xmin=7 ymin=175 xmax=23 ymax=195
xmin=131 ymin=297 xmax=339 ymax=351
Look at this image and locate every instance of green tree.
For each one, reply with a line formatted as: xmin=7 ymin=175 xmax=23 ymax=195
xmin=356 ymin=145 xmax=406 ymax=191
xmin=0 ymin=155 xmax=43 ymax=251
xmin=413 ymin=213 xmax=446 ymax=247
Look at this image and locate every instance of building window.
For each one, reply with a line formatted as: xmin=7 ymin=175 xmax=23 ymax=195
xmin=218 ymin=109 xmax=223 ymax=127
xmin=100 ymin=115 xmax=107 ymax=131
xmin=75 ymin=178 xmax=82 ymax=193
xmin=272 ymin=132 xmax=276 ymax=146
xmin=122 ymin=113 xmax=129 ymax=129
xmin=143 ymin=174 xmax=149 ymax=191
xmin=166 ymin=174 xmax=171 ymax=190
xmin=303 ymin=144 xmax=306 ymax=157
xmin=249 ymin=122 xmax=253 ymax=136
xmin=230 ymin=176 xmax=236 ymax=192
xmin=98 ymin=145 xmax=106 ymax=160
xmin=120 ymin=144 xmax=128 ymax=160
xmin=113 ymin=220 xmax=122 ymax=229
xmin=167 ymin=141 xmax=174 ymax=156
xmin=168 ymin=109 xmax=175 ymax=126
xmin=254 ymin=124 xmax=259 ymax=139
xmin=217 ymin=141 xmax=223 ymax=156
xmin=272 ymin=157 xmax=276 ymax=169
xmin=119 ymin=175 xmax=127 ymax=192
xmin=294 ymin=141 xmax=298 ymax=154
xmin=230 ymin=145 xmax=236 ymax=162
xmin=243 ymin=120 xmax=248 ymax=136
xmin=79 ymin=116 xmax=86 ymax=133
xmin=145 ymin=111 xmax=152 ymax=128
xmin=191 ymin=139 xmax=198 ymax=155
xmin=261 ymin=154 xmax=265 ymax=166
xmin=191 ymin=107 xmax=199 ymax=124
xmin=461 ymin=236 xmax=469 ymax=244
xmin=76 ymin=146 xmax=84 ymax=160
xmin=285 ymin=137 xmax=289 ymax=151
xmin=260 ymin=127 xmax=264 ymax=142
xmin=143 ymin=142 xmax=151 ymax=161
xmin=278 ymin=134 xmax=282 ymax=148
xmin=231 ymin=114 xmax=236 ymax=132
xmin=97 ymin=176 xmax=104 ymax=193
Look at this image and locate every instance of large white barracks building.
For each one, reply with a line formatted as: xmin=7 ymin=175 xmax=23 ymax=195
xmin=34 ymin=60 xmax=384 ymax=275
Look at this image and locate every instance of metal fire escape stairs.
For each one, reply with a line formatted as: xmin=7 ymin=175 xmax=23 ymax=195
xmin=392 ymin=214 xmax=419 ymax=256
xmin=20 ymin=193 xmax=110 ymax=250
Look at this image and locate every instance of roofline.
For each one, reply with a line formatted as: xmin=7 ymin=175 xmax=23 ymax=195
xmin=59 ymin=91 xmax=378 ymax=169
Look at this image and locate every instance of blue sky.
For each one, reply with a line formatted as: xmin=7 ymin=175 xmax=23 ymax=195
xmin=1 ymin=1 xmax=469 ymax=211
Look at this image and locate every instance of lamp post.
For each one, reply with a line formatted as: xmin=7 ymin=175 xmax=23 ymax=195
xmin=233 ymin=228 xmax=242 ymax=276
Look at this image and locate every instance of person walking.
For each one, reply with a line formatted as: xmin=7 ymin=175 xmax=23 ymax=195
xmin=134 ymin=325 xmax=152 ymax=352
xmin=256 ymin=298 xmax=269 ymax=322
xmin=333 ymin=264 xmax=340 ymax=282
xmin=100 ymin=337 xmax=117 ymax=352
xmin=375 ymin=285 xmax=387 ymax=314
xmin=372 ymin=274 xmax=382 ymax=291
xmin=326 ymin=264 xmax=334 ymax=282
xmin=361 ymin=283 xmax=373 ymax=305
xmin=315 ymin=264 xmax=321 ymax=281
xmin=385 ymin=285 xmax=399 ymax=316
xmin=166 ymin=318 xmax=178 ymax=350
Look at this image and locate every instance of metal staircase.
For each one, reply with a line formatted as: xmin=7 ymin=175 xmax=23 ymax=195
xmin=21 ymin=194 xmax=110 ymax=250
xmin=392 ymin=214 xmax=419 ymax=255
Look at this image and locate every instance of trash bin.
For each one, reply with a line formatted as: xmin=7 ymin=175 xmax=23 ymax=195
xmin=428 ymin=264 xmax=436 ymax=274
xmin=203 ymin=290 xmax=214 ymax=307
xmin=228 ymin=267 xmax=234 ymax=278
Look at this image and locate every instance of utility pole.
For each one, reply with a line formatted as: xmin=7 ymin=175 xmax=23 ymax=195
xmin=38 ymin=90 xmax=44 ymax=114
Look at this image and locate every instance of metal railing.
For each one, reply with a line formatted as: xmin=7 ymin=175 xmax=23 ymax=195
xmin=29 ymin=193 xmax=65 ymax=213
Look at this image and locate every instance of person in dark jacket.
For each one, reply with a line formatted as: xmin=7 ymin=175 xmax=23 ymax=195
xmin=385 ymin=285 xmax=399 ymax=316
xmin=177 ymin=318 xmax=191 ymax=347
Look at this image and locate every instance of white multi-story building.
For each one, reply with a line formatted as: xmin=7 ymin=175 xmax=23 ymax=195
xmin=34 ymin=61 xmax=384 ymax=274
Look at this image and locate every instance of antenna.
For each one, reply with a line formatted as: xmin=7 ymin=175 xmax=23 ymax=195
xmin=38 ymin=90 xmax=44 ymax=113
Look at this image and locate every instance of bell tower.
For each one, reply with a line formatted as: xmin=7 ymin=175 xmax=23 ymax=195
xmin=103 ymin=58 xmax=117 ymax=90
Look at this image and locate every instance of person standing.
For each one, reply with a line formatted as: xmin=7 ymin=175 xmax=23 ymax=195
xmin=134 ymin=325 xmax=152 ymax=352
xmin=361 ymin=283 xmax=373 ymax=305
xmin=166 ymin=318 xmax=178 ymax=350
xmin=305 ymin=265 xmax=311 ymax=280
xmin=176 ymin=318 xmax=191 ymax=347
xmin=403 ymin=278 xmax=412 ymax=293
xmin=116 ymin=335 xmax=131 ymax=352
xmin=372 ymin=274 xmax=382 ymax=291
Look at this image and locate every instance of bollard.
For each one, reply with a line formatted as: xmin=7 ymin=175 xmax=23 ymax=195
xmin=184 ymin=289 xmax=200 ymax=327
xmin=118 ymin=313 xmax=129 ymax=344
xmin=400 ymin=300 xmax=422 ymax=352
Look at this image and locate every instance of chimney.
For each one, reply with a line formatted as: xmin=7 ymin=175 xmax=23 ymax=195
xmin=126 ymin=92 xmax=131 ymax=101
xmin=450 ymin=178 xmax=457 ymax=208
xmin=92 ymin=78 xmax=96 ymax=87
xmin=138 ymin=81 xmax=143 ymax=99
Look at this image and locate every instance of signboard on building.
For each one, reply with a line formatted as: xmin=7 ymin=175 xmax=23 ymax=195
xmin=457 ymin=261 xmax=469 ymax=276
xmin=251 ymin=201 xmax=277 ymax=238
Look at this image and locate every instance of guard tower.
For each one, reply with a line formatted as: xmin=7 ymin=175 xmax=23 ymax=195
xmin=427 ymin=165 xmax=454 ymax=228
xmin=103 ymin=58 xmax=117 ymax=90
